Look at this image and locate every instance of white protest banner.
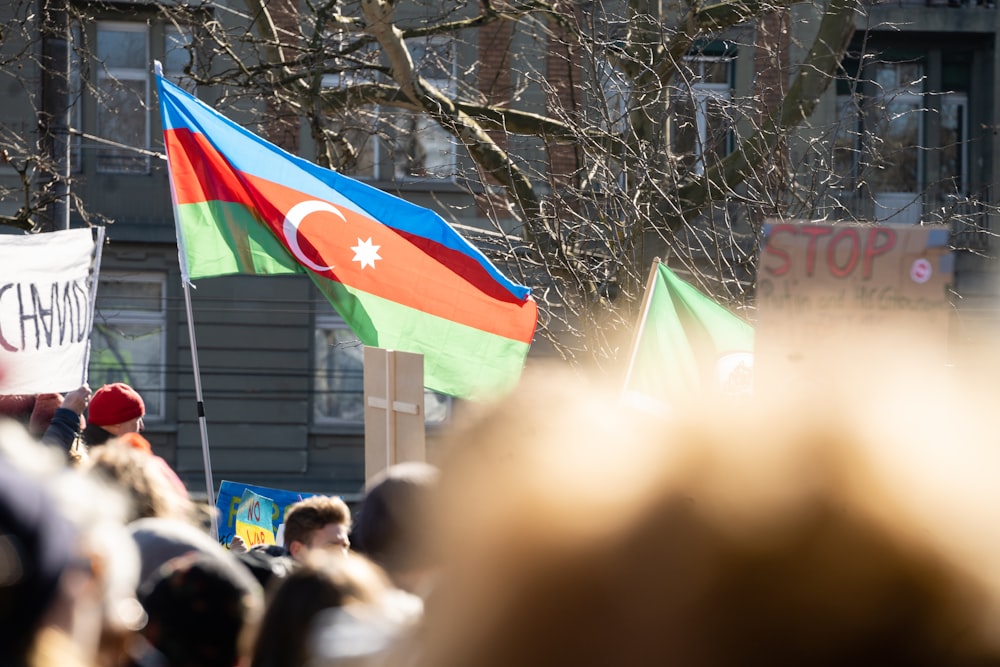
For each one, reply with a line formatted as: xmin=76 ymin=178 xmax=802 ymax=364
xmin=0 ymin=228 xmax=103 ymax=394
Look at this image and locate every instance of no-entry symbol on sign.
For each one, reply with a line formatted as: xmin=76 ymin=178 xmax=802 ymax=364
xmin=911 ymin=258 xmax=933 ymax=284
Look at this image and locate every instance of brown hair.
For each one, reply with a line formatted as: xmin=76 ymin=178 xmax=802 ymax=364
xmin=283 ymin=495 xmax=352 ymax=548
xmin=352 ymin=462 xmax=440 ymax=578
xmin=81 ymin=442 xmax=194 ymax=523
xmin=250 ymin=550 xmax=391 ymax=667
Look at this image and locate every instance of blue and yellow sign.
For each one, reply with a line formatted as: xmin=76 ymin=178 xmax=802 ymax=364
xmin=234 ymin=490 xmax=276 ymax=548
xmin=216 ymin=480 xmax=317 ymax=548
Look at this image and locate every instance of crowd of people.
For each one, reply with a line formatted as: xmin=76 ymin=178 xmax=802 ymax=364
xmin=6 ymin=358 xmax=1000 ymax=667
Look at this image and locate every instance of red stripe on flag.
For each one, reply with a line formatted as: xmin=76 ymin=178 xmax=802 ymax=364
xmin=165 ymin=128 xmax=537 ymax=343
xmin=166 ymin=128 xmax=246 ymax=205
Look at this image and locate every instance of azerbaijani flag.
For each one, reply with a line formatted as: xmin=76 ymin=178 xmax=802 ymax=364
xmin=156 ymin=71 xmax=537 ymax=400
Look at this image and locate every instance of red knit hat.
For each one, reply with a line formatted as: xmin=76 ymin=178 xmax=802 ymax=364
xmin=88 ymin=383 xmax=145 ymax=427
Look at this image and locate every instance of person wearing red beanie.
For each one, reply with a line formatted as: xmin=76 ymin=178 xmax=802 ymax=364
xmin=84 ymin=382 xmax=145 ymax=446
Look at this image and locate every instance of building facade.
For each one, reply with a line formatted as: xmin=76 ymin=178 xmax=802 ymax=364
xmin=2 ymin=0 xmax=998 ymax=495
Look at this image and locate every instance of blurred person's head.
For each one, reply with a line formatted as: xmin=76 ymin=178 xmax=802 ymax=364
xmin=137 ymin=552 xmax=262 ymax=667
xmin=81 ymin=440 xmax=193 ymax=524
xmin=129 ymin=517 xmax=247 ymax=593
xmin=232 ymin=547 xmax=296 ymax=603
xmin=402 ymin=362 xmax=1000 ymax=667
xmin=251 ymin=550 xmax=418 ymax=667
xmin=283 ymin=496 xmax=352 ymax=561
xmin=86 ymin=384 xmax=145 ymax=443
xmin=0 ymin=420 xmax=142 ymax=667
xmin=352 ymin=462 xmax=440 ymax=596
xmin=0 ymin=451 xmax=82 ymax=666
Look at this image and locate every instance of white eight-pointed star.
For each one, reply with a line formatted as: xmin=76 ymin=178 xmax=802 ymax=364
xmin=351 ymin=237 xmax=382 ymax=270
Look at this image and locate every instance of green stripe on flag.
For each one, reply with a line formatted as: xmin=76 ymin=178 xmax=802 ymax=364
xmin=310 ymin=276 xmax=530 ymax=400
xmin=177 ymin=201 xmax=302 ymax=279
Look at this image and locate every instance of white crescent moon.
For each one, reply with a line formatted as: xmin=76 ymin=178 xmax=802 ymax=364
xmin=282 ymin=200 xmax=347 ymax=272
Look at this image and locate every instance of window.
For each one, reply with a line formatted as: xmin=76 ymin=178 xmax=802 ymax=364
xmin=321 ymin=36 xmax=457 ymax=182
xmin=391 ymin=38 xmax=457 ymax=181
xmin=868 ymin=63 xmax=924 ymax=206
xmin=833 ymin=56 xmax=970 ymax=224
xmin=832 ymin=91 xmax=861 ymax=192
xmin=597 ymin=60 xmax=629 ymax=136
xmin=96 ymin=22 xmax=150 ymax=174
xmin=83 ymin=21 xmax=194 ymax=173
xmin=70 ymin=24 xmax=83 ymax=173
xmin=319 ymin=31 xmax=381 ymax=179
xmin=164 ymin=26 xmax=196 ymax=92
xmin=578 ymin=58 xmax=630 ymax=193
xmin=320 ymin=72 xmax=380 ymax=179
xmin=940 ymin=93 xmax=968 ymax=197
xmin=314 ymin=312 xmax=450 ymax=425
xmin=671 ymin=53 xmax=735 ymax=175
xmin=314 ymin=317 xmax=365 ymax=422
xmin=89 ymin=273 xmax=167 ymax=420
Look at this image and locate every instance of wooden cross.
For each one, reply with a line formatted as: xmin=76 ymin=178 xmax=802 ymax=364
xmin=363 ymin=346 xmax=426 ymax=482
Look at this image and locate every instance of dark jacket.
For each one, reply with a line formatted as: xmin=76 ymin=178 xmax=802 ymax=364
xmin=82 ymin=421 xmax=114 ymax=447
xmin=41 ymin=407 xmax=83 ymax=457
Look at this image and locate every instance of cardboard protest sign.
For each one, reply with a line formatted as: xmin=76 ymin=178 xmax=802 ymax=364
xmin=234 ymin=489 xmax=277 ymax=548
xmin=0 ymin=228 xmax=103 ymax=394
xmin=364 ymin=346 xmax=425 ymax=484
xmin=216 ymin=480 xmax=317 ymax=548
xmin=755 ymin=221 xmax=953 ymax=383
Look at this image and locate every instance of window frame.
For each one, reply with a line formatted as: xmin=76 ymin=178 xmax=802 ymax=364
xmin=94 ymin=20 xmax=152 ymax=175
xmin=939 ymin=92 xmax=969 ymax=196
xmin=670 ymin=54 xmax=736 ymax=176
xmin=313 ymin=312 xmax=367 ymax=425
xmin=831 ymin=57 xmax=977 ymax=224
xmin=88 ymin=271 xmax=168 ymax=422
xmin=391 ymin=36 xmax=458 ymax=183
xmin=319 ymin=35 xmax=459 ymax=183
xmin=312 ymin=311 xmax=452 ymax=427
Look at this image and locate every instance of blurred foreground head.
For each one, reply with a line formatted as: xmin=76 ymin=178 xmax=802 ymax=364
xmin=408 ymin=362 xmax=1000 ymax=667
xmin=0 ymin=419 xmax=141 ymax=667
xmin=352 ymin=462 xmax=441 ymax=596
xmin=253 ymin=550 xmax=420 ymax=667
xmin=139 ymin=551 xmax=262 ymax=667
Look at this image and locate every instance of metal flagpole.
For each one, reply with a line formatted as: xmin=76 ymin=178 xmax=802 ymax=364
xmin=81 ymin=226 xmax=106 ymax=383
xmin=182 ymin=280 xmax=217 ymax=540
xmin=621 ymin=258 xmax=662 ymax=392
xmin=155 ymin=59 xmax=218 ymax=540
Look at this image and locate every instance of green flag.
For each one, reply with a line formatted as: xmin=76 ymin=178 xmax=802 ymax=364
xmin=623 ymin=262 xmax=754 ymax=408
